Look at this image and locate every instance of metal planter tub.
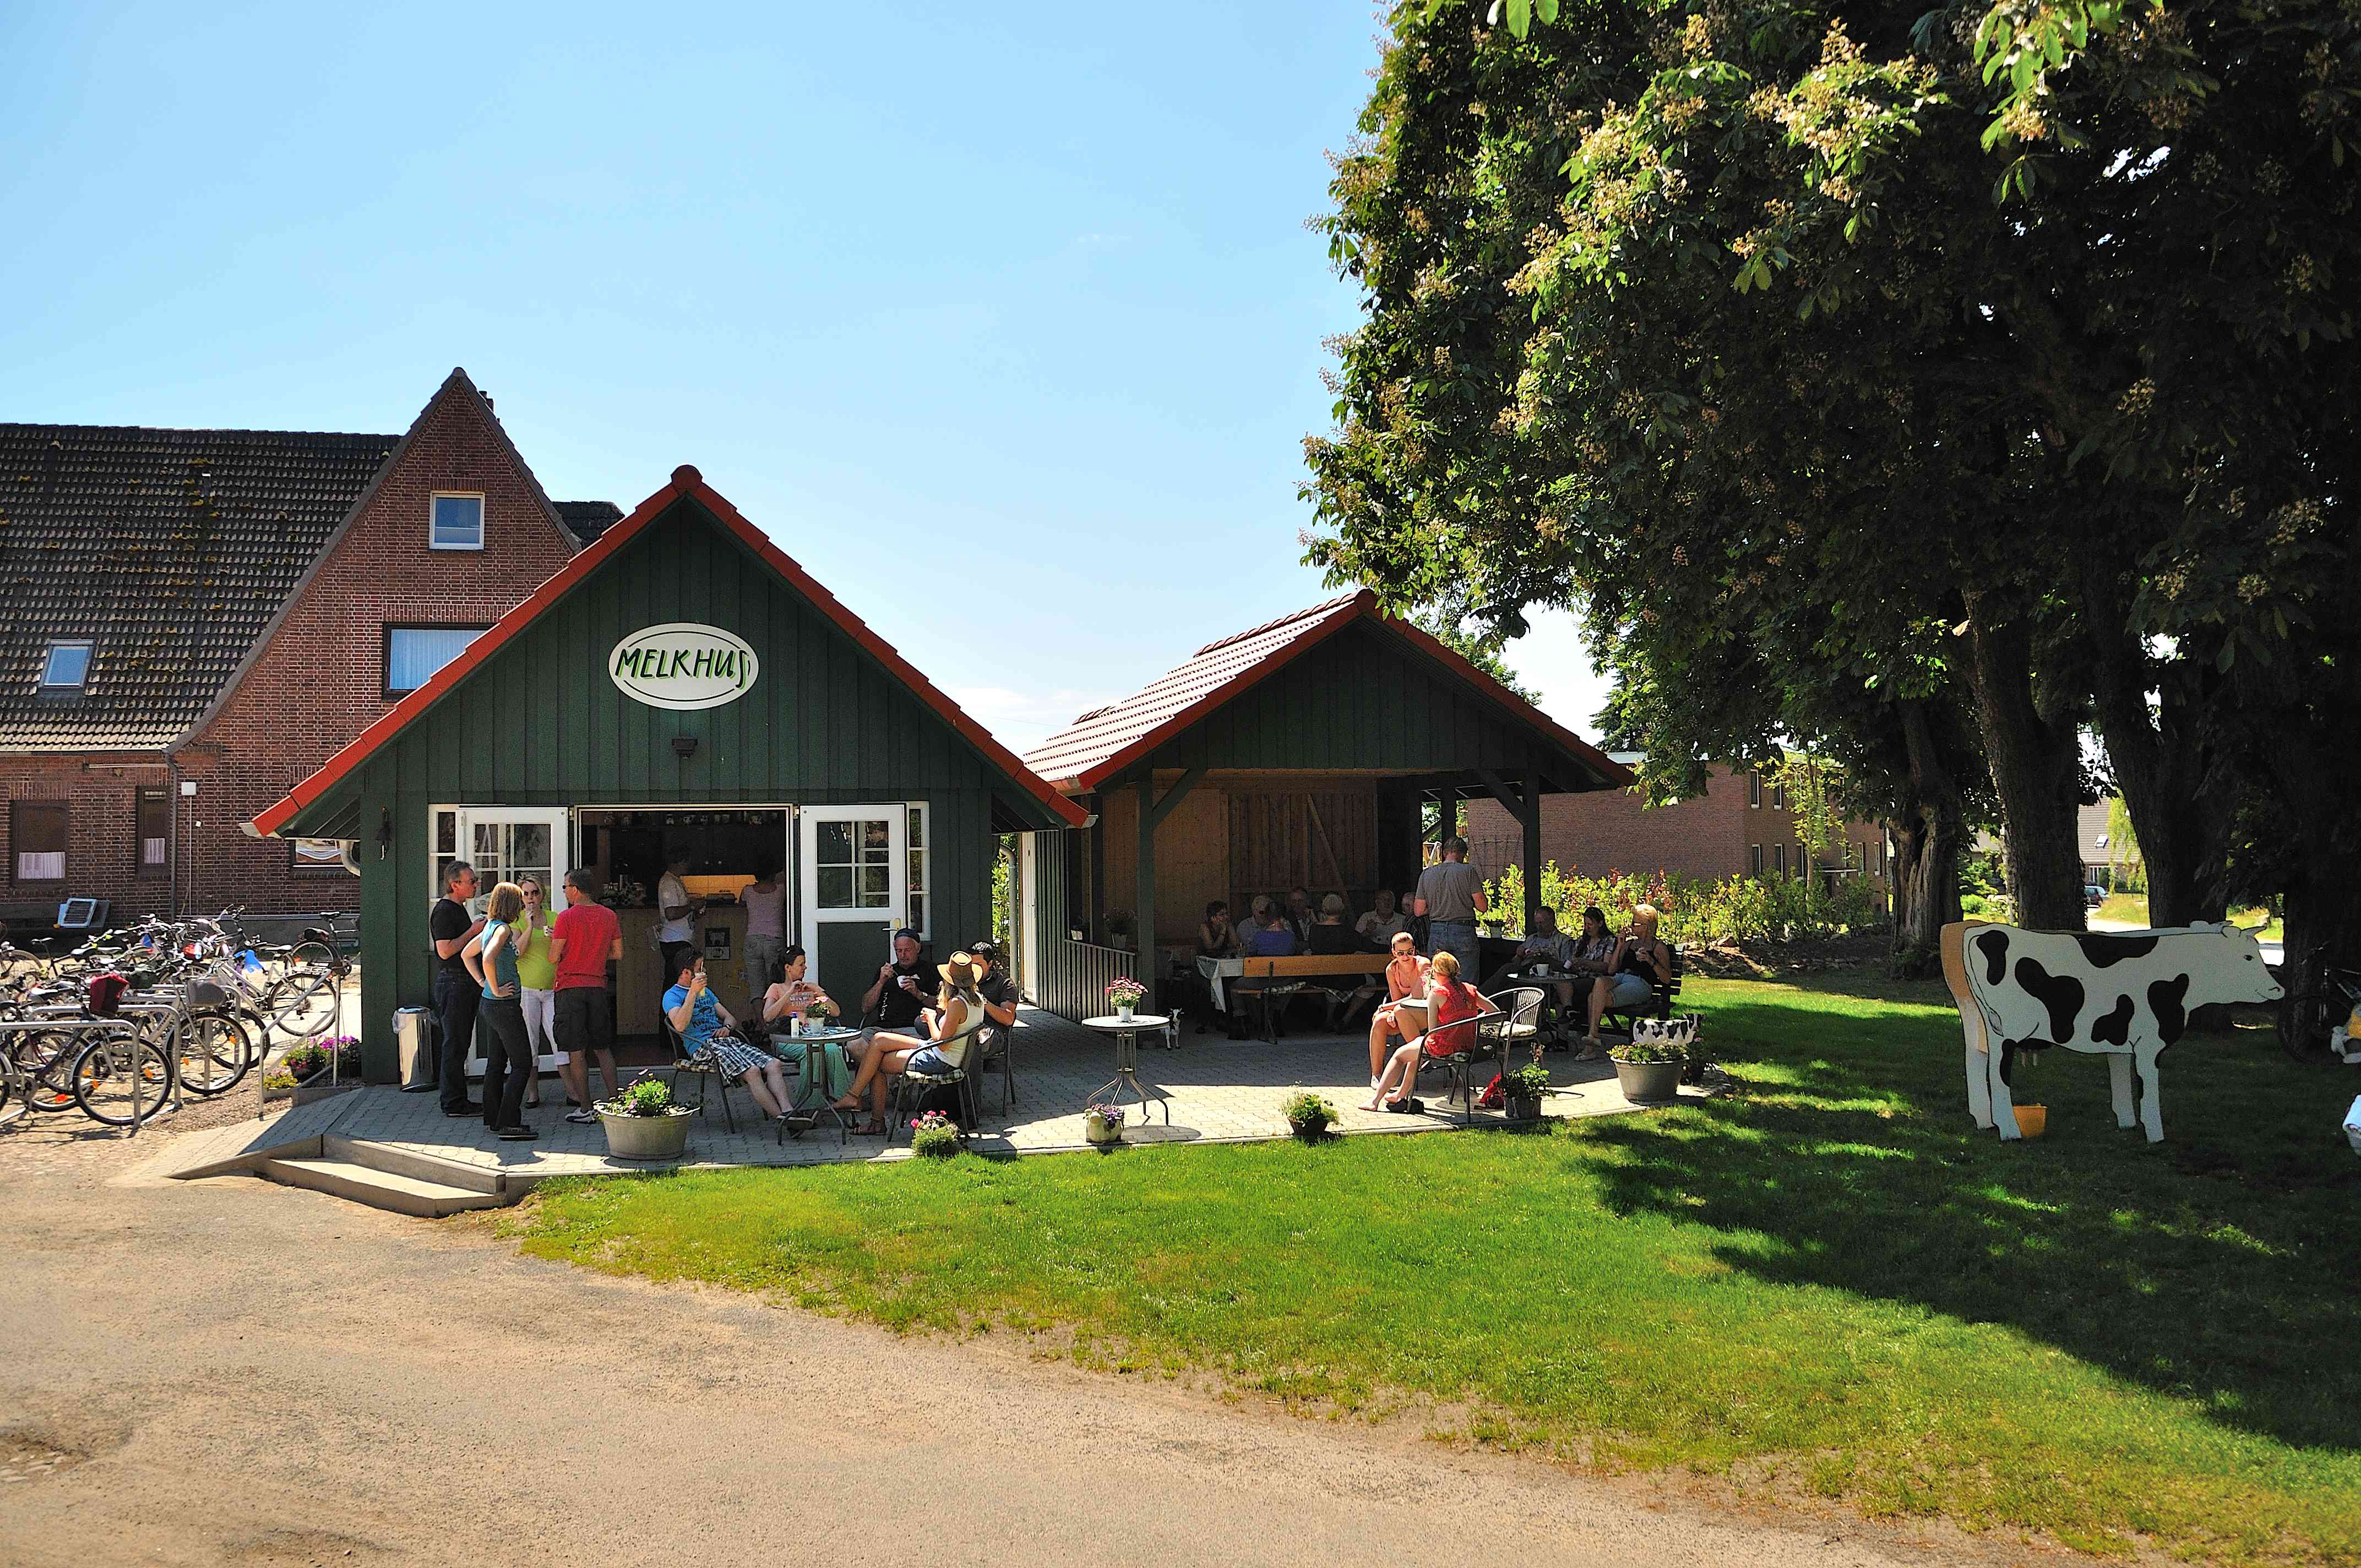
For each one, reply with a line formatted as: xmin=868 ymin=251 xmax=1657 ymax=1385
xmin=599 ymin=1106 xmax=697 ymax=1161
xmin=1613 ymin=1059 xmax=1685 ymax=1104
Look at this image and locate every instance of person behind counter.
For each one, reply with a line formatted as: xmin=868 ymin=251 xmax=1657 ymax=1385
xmin=655 ymin=851 xmax=704 ymax=1014
xmin=664 ymin=954 xmax=795 ymax=1121
xmin=861 ymin=928 xmax=937 ymax=1032
xmin=741 ymin=863 xmax=787 ymax=1011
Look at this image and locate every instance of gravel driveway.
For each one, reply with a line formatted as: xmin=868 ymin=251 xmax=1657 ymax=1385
xmin=0 ymin=1129 xmax=2039 ymax=1568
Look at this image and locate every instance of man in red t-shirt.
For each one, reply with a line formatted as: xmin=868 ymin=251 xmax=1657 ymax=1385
xmin=550 ymin=868 xmax=625 ymax=1124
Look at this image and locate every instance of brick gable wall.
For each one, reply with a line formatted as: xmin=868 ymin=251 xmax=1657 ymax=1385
xmin=172 ymin=379 xmax=576 ymax=917
xmin=1462 ymin=765 xmax=1890 ymax=890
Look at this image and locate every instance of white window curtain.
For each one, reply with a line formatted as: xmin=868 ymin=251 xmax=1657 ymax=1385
xmin=388 ymin=627 xmax=479 ymax=693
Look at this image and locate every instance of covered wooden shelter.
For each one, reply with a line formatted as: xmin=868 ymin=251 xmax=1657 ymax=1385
xmin=1015 ymin=591 xmax=1633 ymax=1018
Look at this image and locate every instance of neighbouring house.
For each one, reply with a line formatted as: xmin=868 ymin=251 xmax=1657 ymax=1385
xmin=1461 ymin=755 xmax=1891 ymax=895
xmin=246 ymin=465 xmax=1081 ymax=1078
xmin=1972 ymin=802 xmax=2128 ymax=892
xmin=1011 ymin=590 xmax=1633 ymax=1019
xmin=0 ymin=369 xmax=615 ymax=934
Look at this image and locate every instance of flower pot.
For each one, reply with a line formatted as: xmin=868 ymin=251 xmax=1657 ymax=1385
xmin=1116 ymin=1003 xmax=1135 ymax=1023
xmin=1613 ymin=1059 xmax=1685 ymax=1103
xmin=1504 ymin=1093 xmax=1542 ymax=1123
xmin=599 ymin=1106 xmax=694 ymax=1161
xmin=2011 ymin=1103 xmax=2048 ymax=1139
xmin=1287 ymin=1117 xmax=1328 ymax=1141
xmin=1085 ymin=1110 xmax=1123 ymax=1146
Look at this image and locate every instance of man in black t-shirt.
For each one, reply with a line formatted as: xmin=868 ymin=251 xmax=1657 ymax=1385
xmin=861 ymin=928 xmax=936 ymax=1032
xmin=429 ymin=862 xmax=486 ymax=1116
xmin=965 ymin=940 xmax=1020 ymax=1074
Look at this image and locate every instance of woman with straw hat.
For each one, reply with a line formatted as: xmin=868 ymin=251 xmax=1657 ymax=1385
xmin=831 ymin=952 xmax=988 ymax=1136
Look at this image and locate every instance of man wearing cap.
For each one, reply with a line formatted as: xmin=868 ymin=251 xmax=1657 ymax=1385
xmin=860 ymin=928 xmax=937 ymax=1034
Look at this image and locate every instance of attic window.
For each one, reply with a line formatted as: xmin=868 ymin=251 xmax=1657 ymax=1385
xmin=39 ymin=640 xmax=93 ymax=696
xmin=430 ymin=493 xmax=485 ymax=551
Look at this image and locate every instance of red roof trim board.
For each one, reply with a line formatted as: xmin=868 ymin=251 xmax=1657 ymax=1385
xmin=1025 ymin=590 xmax=1633 ymax=796
xmin=248 ymin=466 xmax=1086 ymax=838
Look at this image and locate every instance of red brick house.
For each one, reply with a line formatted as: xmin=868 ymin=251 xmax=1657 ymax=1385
xmin=1462 ymin=757 xmax=1890 ymax=894
xmin=0 ymin=369 xmax=614 ymax=931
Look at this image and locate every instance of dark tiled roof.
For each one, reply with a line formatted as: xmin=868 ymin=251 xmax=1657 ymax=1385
xmin=554 ymin=499 xmax=622 ymax=544
xmin=0 ymin=424 xmax=396 ymax=751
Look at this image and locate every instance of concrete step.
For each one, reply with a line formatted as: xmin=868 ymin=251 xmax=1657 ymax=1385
xmin=257 ymin=1157 xmax=509 ymax=1218
xmin=323 ymin=1133 xmax=502 ymax=1195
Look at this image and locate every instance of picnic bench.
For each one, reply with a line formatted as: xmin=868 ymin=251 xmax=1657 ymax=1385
xmin=1228 ymin=953 xmax=1391 ymax=1039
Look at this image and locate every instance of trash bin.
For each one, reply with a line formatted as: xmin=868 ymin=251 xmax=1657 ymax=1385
xmin=394 ymin=1006 xmax=439 ymax=1092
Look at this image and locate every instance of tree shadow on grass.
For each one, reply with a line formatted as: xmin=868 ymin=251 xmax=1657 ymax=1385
xmin=1580 ymin=979 xmax=2361 ymax=1453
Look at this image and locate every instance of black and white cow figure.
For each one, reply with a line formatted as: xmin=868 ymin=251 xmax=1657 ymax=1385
xmin=1941 ymin=921 xmax=2281 ymax=1143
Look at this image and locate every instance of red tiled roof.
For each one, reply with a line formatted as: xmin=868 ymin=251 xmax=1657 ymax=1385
xmin=249 ymin=467 xmax=1086 ymax=838
xmin=1021 ymin=590 xmax=1632 ymax=795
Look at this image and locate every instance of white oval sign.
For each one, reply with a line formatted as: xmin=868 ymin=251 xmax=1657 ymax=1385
xmin=608 ymin=623 xmax=760 ymax=711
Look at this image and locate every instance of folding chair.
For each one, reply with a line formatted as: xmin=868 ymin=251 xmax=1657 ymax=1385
xmin=885 ymin=1007 xmax=989 ymax=1146
xmin=1409 ymin=1001 xmax=1504 ymax=1128
xmin=660 ymin=1014 xmax=738 ymax=1134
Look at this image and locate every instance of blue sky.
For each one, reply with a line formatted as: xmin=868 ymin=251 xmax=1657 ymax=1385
xmin=1 ymin=1 xmax=1608 ymax=756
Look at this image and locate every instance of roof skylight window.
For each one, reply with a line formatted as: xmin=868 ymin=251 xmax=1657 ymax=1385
xmin=39 ymin=639 xmax=93 ymax=695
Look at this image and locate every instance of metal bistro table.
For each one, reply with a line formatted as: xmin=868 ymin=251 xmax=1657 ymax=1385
xmin=773 ymin=1025 xmax=864 ymax=1144
xmin=1081 ymin=1013 xmax=1171 ymax=1126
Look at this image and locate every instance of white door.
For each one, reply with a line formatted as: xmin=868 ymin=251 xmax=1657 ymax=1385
xmin=1017 ymin=832 xmax=1040 ymax=1001
xmin=799 ymin=806 xmax=905 ymax=1011
xmin=431 ymin=805 xmax=572 ymax=1075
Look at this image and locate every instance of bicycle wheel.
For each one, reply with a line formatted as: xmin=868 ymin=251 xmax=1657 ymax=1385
xmin=175 ymin=1011 xmax=253 ymax=1097
xmin=10 ymin=1030 xmax=83 ymax=1104
xmin=69 ymin=1038 xmax=175 ymax=1127
xmin=2277 ymin=984 xmax=2338 ymax=1063
xmin=285 ymin=941 xmax=336 ymax=973
xmin=268 ymin=967 xmax=337 ymax=1035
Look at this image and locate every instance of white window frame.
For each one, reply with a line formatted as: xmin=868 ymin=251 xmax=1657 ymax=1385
xmin=905 ymin=802 xmax=932 ymax=940
xmin=39 ymin=639 xmax=94 ymax=694
xmin=428 ymin=491 xmax=486 ymax=551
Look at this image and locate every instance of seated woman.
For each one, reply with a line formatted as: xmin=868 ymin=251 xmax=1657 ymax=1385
xmin=665 ymin=955 xmax=795 ymax=1121
xmin=1363 ymin=930 xmax=1430 ymax=1085
xmin=1363 ymin=949 xmax=1489 ymax=1113
xmin=758 ymin=943 xmax=839 ymax=1030
xmin=1306 ymin=892 xmax=1359 ymax=955
xmin=831 ymin=954 xmax=989 ymax=1136
xmin=1579 ymin=903 xmax=1674 ymax=1058
xmin=1198 ymin=900 xmax=1239 ymax=959
xmin=1244 ymin=895 xmax=1298 ymax=957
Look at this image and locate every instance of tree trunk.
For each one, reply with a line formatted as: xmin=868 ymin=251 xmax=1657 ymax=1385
xmin=1889 ymin=698 xmax=1966 ymax=978
xmin=2082 ymin=564 xmax=2229 ymax=929
xmin=2268 ymin=727 xmax=2361 ymax=1004
xmin=1960 ymin=607 xmax=2087 ymax=930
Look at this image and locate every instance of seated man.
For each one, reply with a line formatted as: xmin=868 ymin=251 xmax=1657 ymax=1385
xmin=861 ymin=927 xmax=937 ymax=1037
xmin=1245 ymin=897 xmax=1299 ymax=957
xmin=946 ymin=940 xmax=1019 ymax=1068
xmin=665 ymin=954 xmax=794 ymax=1120
xmin=1355 ymin=888 xmax=1408 ymax=950
xmin=1362 ymin=949 xmax=1492 ymax=1113
xmin=1484 ymin=906 xmax=1574 ymax=992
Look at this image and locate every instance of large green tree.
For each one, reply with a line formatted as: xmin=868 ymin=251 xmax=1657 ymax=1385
xmin=1305 ymin=0 xmax=2359 ymax=964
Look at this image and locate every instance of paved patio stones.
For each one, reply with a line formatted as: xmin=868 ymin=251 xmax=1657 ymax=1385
xmin=171 ymin=1009 xmax=1721 ymax=1197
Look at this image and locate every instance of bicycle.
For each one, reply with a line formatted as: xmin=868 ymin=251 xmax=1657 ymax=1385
xmin=2278 ymin=947 xmax=2361 ymax=1064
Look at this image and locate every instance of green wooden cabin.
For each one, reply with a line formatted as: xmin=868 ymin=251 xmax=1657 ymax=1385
xmin=251 ymin=466 xmax=1081 ymax=1081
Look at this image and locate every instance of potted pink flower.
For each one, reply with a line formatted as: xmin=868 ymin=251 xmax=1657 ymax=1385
xmin=1106 ymin=976 xmax=1147 ymax=1023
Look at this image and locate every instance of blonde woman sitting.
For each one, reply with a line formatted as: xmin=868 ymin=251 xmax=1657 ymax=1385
xmin=832 ymin=954 xmax=988 ymax=1136
xmin=1363 ymin=949 xmax=1492 ymax=1114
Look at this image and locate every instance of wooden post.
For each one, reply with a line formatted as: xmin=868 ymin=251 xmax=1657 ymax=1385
xmin=1521 ymin=770 xmax=1543 ymax=937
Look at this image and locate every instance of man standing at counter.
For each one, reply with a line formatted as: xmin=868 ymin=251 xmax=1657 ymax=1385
xmin=862 ymin=928 xmax=935 ymax=1033
xmin=655 ymin=851 xmax=703 ymax=1023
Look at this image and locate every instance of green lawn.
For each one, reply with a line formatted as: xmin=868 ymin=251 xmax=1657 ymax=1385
xmin=516 ymin=973 xmax=2361 ymax=1565
xmin=2097 ymin=892 xmax=2284 ymax=942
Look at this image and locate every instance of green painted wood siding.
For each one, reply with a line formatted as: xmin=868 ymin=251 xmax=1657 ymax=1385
xmin=330 ymin=498 xmax=1027 ymax=1076
xmin=1150 ymin=621 xmax=1571 ymax=776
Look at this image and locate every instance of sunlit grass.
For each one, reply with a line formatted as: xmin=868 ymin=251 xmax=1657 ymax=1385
xmin=518 ymin=972 xmax=2361 ymax=1565
xmin=2096 ymin=892 xmax=2284 ymax=942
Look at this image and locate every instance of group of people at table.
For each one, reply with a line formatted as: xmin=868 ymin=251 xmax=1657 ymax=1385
xmin=432 ymin=856 xmax=1014 ymax=1140
xmin=1189 ymin=837 xmax=1676 ymax=1113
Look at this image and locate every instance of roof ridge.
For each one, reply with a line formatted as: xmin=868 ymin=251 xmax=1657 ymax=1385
xmin=0 ymin=422 xmax=397 ymax=442
xmin=1189 ymin=589 xmax=1365 ymax=657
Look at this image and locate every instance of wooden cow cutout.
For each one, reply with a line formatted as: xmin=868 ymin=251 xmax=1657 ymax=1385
xmin=1941 ymin=920 xmax=2281 ymax=1143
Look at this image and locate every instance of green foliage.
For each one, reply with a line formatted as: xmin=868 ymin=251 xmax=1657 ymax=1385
xmin=519 ymin=973 xmax=2361 ymax=1564
xmin=1609 ymin=1036 xmax=1688 ymax=1065
xmin=992 ymin=836 xmax=1016 ymax=951
xmin=1502 ymin=1061 xmax=1554 ymax=1099
xmin=1281 ymin=1091 xmax=1338 ymax=1134
xmin=908 ymin=1110 xmax=961 ymax=1159
xmin=1486 ymin=861 xmax=1884 ymax=949
xmin=609 ymin=1076 xmax=676 ymax=1117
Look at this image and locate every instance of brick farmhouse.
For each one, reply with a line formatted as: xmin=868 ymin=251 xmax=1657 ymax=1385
xmin=0 ymin=370 xmax=616 ymax=931
xmin=1461 ymin=758 xmax=1891 ymax=896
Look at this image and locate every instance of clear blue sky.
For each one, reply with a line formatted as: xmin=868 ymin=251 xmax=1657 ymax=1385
xmin=1 ymin=0 xmax=1608 ymax=756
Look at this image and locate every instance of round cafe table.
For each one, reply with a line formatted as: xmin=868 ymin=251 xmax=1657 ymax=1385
xmin=1081 ymin=1014 xmax=1171 ymax=1126
xmin=773 ymin=1025 xmax=864 ymax=1144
